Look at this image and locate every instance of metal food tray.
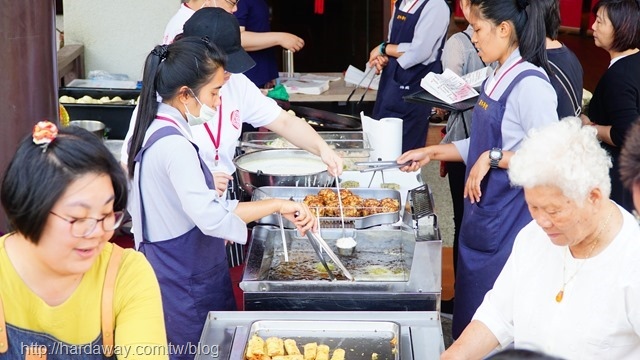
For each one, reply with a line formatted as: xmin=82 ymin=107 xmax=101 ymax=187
xmin=245 ymin=320 xmax=400 ymax=360
xmin=251 ymin=186 xmax=401 ymax=229
xmin=240 ymin=131 xmax=372 ymax=171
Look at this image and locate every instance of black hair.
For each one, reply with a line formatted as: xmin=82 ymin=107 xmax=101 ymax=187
xmin=1 ymin=126 xmax=128 ymax=244
xmin=541 ymin=0 xmax=561 ymax=39
xmin=593 ymin=0 xmax=640 ymax=52
xmin=127 ymin=36 xmax=226 ymax=176
xmin=620 ymin=118 xmax=640 ymax=190
xmin=470 ymin=0 xmax=552 ymax=74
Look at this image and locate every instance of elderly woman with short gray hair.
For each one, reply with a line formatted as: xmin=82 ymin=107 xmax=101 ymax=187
xmin=442 ymin=117 xmax=640 ymax=360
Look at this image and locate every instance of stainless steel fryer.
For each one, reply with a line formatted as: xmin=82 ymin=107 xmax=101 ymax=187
xmin=196 ymin=311 xmax=444 ymax=360
xmin=241 ymin=225 xmax=442 ymax=311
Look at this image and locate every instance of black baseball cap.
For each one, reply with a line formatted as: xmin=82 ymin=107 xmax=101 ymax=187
xmin=183 ymin=7 xmax=256 ymax=74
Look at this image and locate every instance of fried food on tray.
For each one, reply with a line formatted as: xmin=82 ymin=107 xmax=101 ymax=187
xmin=301 ymin=189 xmax=398 ymax=218
xmin=361 ymin=198 xmax=382 ymax=216
xmin=318 ymin=189 xmax=338 ymax=202
xmin=303 ymin=342 xmax=317 ymax=360
xmin=284 ymin=339 xmax=301 ymax=355
xmin=272 ymin=356 xmax=304 ymax=360
xmin=342 ymin=205 xmax=359 ymax=218
xmin=342 ymin=194 xmax=363 ymax=207
xmin=316 ymin=345 xmax=330 ymax=360
xmin=330 ymin=348 xmax=346 ymax=360
xmin=380 ymin=198 xmax=400 ymax=213
xmin=303 ymin=194 xmax=322 ymax=204
xmin=323 ymin=200 xmax=340 ymax=217
xmin=339 ymin=188 xmax=352 ymax=199
xmin=245 ymin=335 xmax=267 ymax=360
xmin=266 ymin=337 xmax=285 ymax=356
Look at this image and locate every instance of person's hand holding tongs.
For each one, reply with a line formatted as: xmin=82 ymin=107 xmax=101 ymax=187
xmin=346 ymin=65 xmax=377 ymax=105
xmin=356 ymin=160 xmax=413 ymax=172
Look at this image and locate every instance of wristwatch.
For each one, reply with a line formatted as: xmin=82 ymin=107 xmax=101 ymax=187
xmin=489 ymin=148 xmax=503 ymax=169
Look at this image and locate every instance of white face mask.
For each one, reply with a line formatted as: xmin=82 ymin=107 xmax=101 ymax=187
xmin=184 ymin=90 xmax=217 ymax=126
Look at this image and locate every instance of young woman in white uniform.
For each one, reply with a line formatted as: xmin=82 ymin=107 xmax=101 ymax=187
xmin=126 ymin=37 xmax=316 ymax=359
xmin=398 ymin=0 xmax=558 ymax=338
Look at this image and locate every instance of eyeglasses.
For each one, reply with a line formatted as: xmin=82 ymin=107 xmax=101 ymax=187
xmin=50 ymin=211 xmax=126 ymax=238
xmin=223 ymin=0 xmax=239 ymax=7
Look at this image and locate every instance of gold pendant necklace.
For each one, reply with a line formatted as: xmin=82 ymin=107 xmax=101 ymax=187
xmin=556 ymin=206 xmax=614 ymax=303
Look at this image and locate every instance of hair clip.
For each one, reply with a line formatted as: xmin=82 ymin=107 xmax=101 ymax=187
xmin=32 ymin=120 xmax=58 ymax=153
xmin=152 ymin=45 xmax=169 ymax=60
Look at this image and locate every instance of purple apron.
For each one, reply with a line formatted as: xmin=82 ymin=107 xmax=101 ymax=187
xmin=134 ymin=125 xmax=235 ymax=360
xmin=372 ymin=0 xmax=444 ymax=152
xmin=452 ymin=68 xmax=548 ymax=338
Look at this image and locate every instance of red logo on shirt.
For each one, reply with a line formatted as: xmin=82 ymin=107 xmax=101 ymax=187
xmin=230 ymin=110 xmax=241 ymax=129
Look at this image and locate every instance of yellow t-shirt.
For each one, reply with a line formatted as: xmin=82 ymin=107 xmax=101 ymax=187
xmin=0 ymin=234 xmax=168 ymax=359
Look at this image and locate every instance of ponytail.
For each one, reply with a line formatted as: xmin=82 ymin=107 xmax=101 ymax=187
xmin=127 ymin=45 xmax=164 ymax=176
xmin=519 ymin=0 xmax=552 ymax=74
xmin=127 ymin=37 xmax=226 ymax=177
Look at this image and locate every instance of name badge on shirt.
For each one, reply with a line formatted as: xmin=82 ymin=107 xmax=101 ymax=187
xmin=478 ymin=99 xmax=489 ymax=110
xmin=396 ymin=14 xmax=407 ymax=21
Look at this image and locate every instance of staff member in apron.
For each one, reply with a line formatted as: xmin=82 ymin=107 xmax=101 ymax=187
xmin=398 ymin=0 xmax=558 ymax=338
xmin=127 ymin=37 xmax=316 ymax=360
xmin=369 ymin=0 xmax=449 ymax=152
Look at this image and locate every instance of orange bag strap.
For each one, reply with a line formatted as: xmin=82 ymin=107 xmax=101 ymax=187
xmin=101 ymin=244 xmax=124 ymax=357
xmin=0 ymin=290 xmax=7 ymax=354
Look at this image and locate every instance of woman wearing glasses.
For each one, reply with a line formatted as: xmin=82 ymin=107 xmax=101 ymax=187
xmin=0 ymin=122 xmax=167 ymax=359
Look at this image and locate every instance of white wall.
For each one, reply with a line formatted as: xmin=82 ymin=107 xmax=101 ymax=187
xmin=62 ymin=0 xmax=176 ymax=81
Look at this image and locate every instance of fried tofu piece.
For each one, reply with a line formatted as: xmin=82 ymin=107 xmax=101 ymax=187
xmin=266 ymin=337 xmax=285 ymax=356
xmin=330 ymin=349 xmax=345 ymax=360
xmin=245 ymin=335 xmax=267 ymax=360
xmin=272 ymin=356 xmax=303 ymax=360
xmin=316 ymin=345 xmax=330 ymax=360
xmin=303 ymin=342 xmax=317 ymax=360
xmin=284 ymin=339 xmax=301 ymax=355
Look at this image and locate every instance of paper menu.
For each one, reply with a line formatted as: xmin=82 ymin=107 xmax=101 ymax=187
xmin=420 ymin=69 xmax=479 ymax=105
xmin=461 ymin=66 xmax=492 ymax=88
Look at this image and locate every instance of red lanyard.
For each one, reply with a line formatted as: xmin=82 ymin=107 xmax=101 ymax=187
xmin=488 ymin=58 xmax=524 ymax=97
xmin=156 ymin=115 xmax=179 ymax=127
xmin=405 ymin=0 xmax=419 ymax=13
xmin=203 ymin=97 xmax=223 ymax=166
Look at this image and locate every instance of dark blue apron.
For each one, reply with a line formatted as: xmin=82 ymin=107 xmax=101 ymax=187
xmin=134 ymin=125 xmax=235 ymax=360
xmin=452 ymin=68 xmax=548 ymax=338
xmin=372 ymin=0 xmax=444 ymax=152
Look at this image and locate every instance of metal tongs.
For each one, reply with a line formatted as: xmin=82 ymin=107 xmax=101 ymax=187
xmin=306 ymin=231 xmax=354 ymax=281
xmin=356 ymin=160 xmax=412 ymax=172
xmin=346 ymin=66 xmax=376 ymax=105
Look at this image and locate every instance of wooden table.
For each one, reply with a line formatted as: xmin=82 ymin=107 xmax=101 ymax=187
xmin=288 ymin=72 xmax=378 ymax=103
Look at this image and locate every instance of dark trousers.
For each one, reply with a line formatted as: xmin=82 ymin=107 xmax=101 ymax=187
xmin=445 ymin=161 xmax=466 ymax=276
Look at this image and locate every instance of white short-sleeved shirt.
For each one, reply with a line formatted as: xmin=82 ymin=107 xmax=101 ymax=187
xmin=121 ymin=74 xmax=282 ymax=175
xmin=190 ymin=73 xmax=281 ymax=174
xmin=474 ymin=204 xmax=640 ymax=359
xmin=162 ymin=4 xmax=194 ymax=45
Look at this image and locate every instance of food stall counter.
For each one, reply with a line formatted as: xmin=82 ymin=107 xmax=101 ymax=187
xmin=197 ymin=311 xmax=444 ymax=360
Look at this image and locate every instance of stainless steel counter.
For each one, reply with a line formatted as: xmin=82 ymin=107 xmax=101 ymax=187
xmin=196 ymin=311 xmax=445 ymax=360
